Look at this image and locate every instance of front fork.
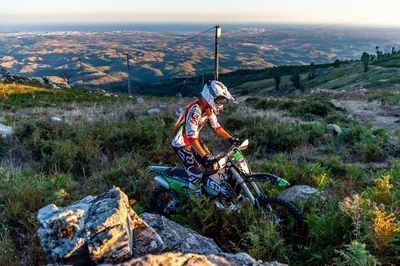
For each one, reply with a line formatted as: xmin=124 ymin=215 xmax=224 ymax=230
xmin=230 ymin=167 xmax=263 ymax=206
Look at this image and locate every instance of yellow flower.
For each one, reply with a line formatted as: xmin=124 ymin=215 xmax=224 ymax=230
xmin=371 ymin=208 xmax=397 ymax=249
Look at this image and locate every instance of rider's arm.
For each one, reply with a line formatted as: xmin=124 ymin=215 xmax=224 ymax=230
xmin=214 ymin=127 xmax=232 ymax=140
xmin=208 ymin=111 xmax=232 ymax=140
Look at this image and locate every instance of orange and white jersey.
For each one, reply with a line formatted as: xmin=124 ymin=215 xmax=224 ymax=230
xmin=172 ymin=99 xmax=221 ymax=148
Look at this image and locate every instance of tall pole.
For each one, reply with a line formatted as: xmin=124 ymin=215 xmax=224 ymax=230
xmin=126 ymin=53 xmax=132 ymax=94
xmin=214 ymin=25 xmax=221 ymax=81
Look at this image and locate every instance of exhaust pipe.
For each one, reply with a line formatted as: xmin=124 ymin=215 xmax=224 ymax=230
xmin=155 ymin=176 xmax=170 ymax=190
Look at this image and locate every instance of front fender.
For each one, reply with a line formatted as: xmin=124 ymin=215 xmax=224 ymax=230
xmin=248 ymin=173 xmax=290 ymax=187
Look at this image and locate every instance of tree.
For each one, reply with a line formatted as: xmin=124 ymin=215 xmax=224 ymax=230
xmin=333 ymin=59 xmax=341 ymax=68
xmin=361 ymin=52 xmax=370 ymax=73
xmin=376 ymin=46 xmax=383 ymax=60
xmin=272 ymin=68 xmax=282 ymax=91
xmin=290 ymin=72 xmax=303 ymax=91
xmin=392 ymin=46 xmax=397 ymax=55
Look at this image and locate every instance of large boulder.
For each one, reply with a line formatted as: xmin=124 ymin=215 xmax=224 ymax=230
xmin=279 ymin=185 xmax=323 ymax=203
xmin=114 ymin=252 xmax=287 ymax=266
xmin=85 ymin=187 xmax=164 ymax=263
xmin=37 ymin=196 xmax=94 ymax=262
xmin=0 ymin=123 xmax=13 ymax=138
xmin=38 ymin=188 xmax=285 ymax=266
xmin=85 ymin=187 xmax=136 ymax=263
xmin=327 ymin=124 xmax=342 ymax=136
xmin=140 ymin=213 xmax=221 ymax=254
xmin=37 ymin=187 xmax=163 ymax=265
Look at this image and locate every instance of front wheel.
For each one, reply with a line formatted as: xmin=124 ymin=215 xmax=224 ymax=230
xmin=259 ymin=196 xmax=306 ymax=240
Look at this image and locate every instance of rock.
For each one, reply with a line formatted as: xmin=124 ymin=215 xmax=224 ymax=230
xmin=158 ymin=102 xmax=168 ymax=109
xmin=327 ymin=124 xmax=342 ymax=136
xmin=0 ymin=123 xmax=13 ymax=138
xmin=104 ymin=93 xmax=112 ymax=97
xmin=132 ymin=96 xmax=145 ymax=104
xmin=140 ymin=213 xmax=221 ymax=254
xmin=62 ymin=84 xmax=72 ymax=89
xmin=176 ymin=93 xmax=183 ymax=98
xmin=114 ymin=252 xmax=287 ymax=266
xmin=38 ymin=187 xmax=163 ymax=265
xmin=147 ymin=108 xmax=161 ymax=115
xmin=38 ymin=188 xmax=286 ymax=266
xmin=85 ymin=187 xmax=136 ymax=263
xmin=51 ymin=84 xmax=60 ymax=89
xmin=128 ymin=210 xmax=164 ymax=256
xmin=279 ymin=185 xmax=323 ymax=203
xmin=37 ymin=196 xmax=95 ymax=262
xmin=50 ymin=116 xmax=62 ymax=124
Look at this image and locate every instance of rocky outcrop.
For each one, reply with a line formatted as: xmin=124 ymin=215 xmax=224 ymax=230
xmin=141 ymin=213 xmax=221 ymax=254
xmin=85 ymin=188 xmax=136 ymax=262
xmin=37 ymin=187 xmax=163 ymax=264
xmin=38 ymin=187 xmax=285 ymax=266
xmin=112 ymin=252 xmax=287 ymax=266
xmin=279 ymin=185 xmax=325 ymax=203
xmin=37 ymin=196 xmax=94 ymax=261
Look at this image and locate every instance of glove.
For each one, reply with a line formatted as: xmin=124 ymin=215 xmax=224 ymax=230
xmin=229 ymin=137 xmax=241 ymax=146
xmin=202 ymin=154 xmax=219 ymax=167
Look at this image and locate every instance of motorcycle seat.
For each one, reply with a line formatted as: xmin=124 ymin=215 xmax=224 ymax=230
xmin=168 ymin=168 xmax=189 ymax=178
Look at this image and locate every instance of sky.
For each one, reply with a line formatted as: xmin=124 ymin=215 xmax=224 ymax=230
xmin=0 ymin=0 xmax=399 ymax=27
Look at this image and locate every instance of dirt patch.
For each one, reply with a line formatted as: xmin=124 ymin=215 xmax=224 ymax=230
xmin=332 ymin=99 xmax=399 ymax=133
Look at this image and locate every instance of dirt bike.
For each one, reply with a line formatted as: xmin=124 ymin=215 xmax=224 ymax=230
xmin=148 ymin=139 xmax=305 ymax=235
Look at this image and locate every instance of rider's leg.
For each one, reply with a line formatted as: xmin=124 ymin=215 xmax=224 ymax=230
xmin=173 ymin=146 xmax=203 ymax=191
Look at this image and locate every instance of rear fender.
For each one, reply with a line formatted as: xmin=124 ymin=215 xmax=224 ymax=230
xmin=147 ymin=166 xmax=171 ymax=176
xmin=248 ymin=173 xmax=290 ymax=187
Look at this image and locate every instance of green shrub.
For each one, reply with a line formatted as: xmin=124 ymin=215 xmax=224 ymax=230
xmin=333 ymin=241 xmax=378 ymax=266
xmin=304 ymin=199 xmax=353 ymax=265
xmin=0 ymin=137 xmax=9 ymax=158
xmin=245 ymin=220 xmax=290 ymax=263
xmin=363 ymin=143 xmax=388 ymax=163
xmin=292 ymin=100 xmax=336 ymax=119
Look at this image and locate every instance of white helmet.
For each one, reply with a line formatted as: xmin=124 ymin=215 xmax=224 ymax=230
xmin=201 ymin=80 xmax=236 ymax=114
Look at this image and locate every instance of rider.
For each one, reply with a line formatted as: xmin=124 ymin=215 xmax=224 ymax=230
xmin=171 ymin=80 xmax=239 ymax=191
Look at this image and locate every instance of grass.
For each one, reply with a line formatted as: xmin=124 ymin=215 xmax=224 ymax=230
xmin=0 ymin=83 xmax=130 ymax=110
xmin=1 ymin=80 xmax=400 ymax=265
xmin=367 ymin=91 xmax=400 ymax=106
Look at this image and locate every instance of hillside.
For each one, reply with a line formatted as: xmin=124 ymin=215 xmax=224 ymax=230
xmin=1 ymin=26 xmax=400 ymax=86
xmin=0 ymin=57 xmax=399 ymax=265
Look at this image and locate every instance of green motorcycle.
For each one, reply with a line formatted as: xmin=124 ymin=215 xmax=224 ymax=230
xmin=148 ymin=139 xmax=304 ymax=233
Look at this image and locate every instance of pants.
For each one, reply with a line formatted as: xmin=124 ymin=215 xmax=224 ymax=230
xmin=173 ymin=141 xmax=210 ymax=185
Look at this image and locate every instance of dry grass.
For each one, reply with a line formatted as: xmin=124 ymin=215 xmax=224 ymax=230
xmin=0 ymin=83 xmax=48 ymax=96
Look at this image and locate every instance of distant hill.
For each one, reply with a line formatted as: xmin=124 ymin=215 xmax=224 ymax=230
xmin=1 ymin=26 xmax=400 ymax=87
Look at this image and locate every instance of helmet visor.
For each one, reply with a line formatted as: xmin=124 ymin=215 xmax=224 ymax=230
xmin=215 ymin=96 xmax=227 ymax=107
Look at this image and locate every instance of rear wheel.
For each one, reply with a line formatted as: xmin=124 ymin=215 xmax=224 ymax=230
xmin=150 ymin=186 xmax=181 ymax=216
xmin=259 ymin=196 xmax=306 ymax=242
